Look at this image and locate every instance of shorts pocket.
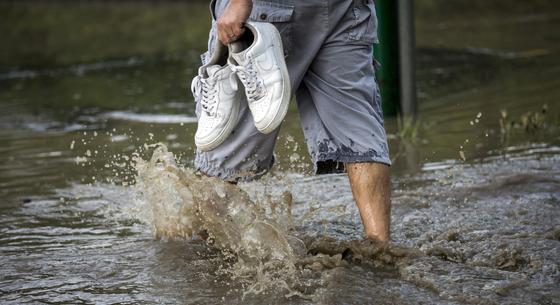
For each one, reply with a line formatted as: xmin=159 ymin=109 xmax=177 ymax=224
xmin=347 ymin=0 xmax=378 ymax=44
xmin=249 ymin=1 xmax=295 ymax=56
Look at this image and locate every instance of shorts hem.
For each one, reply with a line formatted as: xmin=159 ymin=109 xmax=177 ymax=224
xmin=194 ymin=155 xmax=275 ymax=183
xmin=315 ymin=151 xmax=391 ymax=167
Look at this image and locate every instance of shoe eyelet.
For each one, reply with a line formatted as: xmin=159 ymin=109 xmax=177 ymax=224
xmin=259 ymin=13 xmax=268 ymax=21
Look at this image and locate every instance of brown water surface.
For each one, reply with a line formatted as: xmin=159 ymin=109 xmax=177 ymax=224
xmin=0 ymin=1 xmax=559 ymax=304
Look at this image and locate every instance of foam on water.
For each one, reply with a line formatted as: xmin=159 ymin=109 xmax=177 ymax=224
xmin=102 ymin=111 xmax=198 ymax=124
xmin=132 ymin=144 xmax=306 ymax=296
xmin=2 ymin=137 xmax=559 ymax=304
xmin=124 ymin=143 xmax=560 ymax=303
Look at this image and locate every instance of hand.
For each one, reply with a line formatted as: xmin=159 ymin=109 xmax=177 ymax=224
xmin=217 ymin=0 xmax=252 ymax=45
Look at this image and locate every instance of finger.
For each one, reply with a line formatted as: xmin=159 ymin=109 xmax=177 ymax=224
xmin=227 ymin=28 xmax=241 ymax=43
xmin=218 ymin=31 xmax=228 ymax=45
xmin=217 ymin=20 xmax=231 ymax=44
xmin=219 ymin=29 xmax=231 ymax=45
xmin=219 ymin=31 xmax=230 ymax=44
xmin=238 ymin=26 xmax=246 ymax=37
xmin=232 ymin=24 xmax=245 ymax=37
xmin=225 ymin=27 xmax=235 ymax=39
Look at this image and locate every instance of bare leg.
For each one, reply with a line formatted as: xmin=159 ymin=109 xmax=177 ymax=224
xmin=346 ymin=162 xmax=391 ymax=242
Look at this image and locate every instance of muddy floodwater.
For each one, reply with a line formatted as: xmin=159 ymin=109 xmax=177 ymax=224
xmin=1 ymin=1 xmax=559 ymax=304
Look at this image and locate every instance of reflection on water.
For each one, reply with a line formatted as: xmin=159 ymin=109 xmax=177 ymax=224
xmin=0 ymin=0 xmax=559 ymax=304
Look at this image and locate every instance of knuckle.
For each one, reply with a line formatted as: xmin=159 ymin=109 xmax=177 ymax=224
xmin=218 ymin=19 xmax=230 ymax=27
xmin=217 ymin=19 xmax=228 ymax=27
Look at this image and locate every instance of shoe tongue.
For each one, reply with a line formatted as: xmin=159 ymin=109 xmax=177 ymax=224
xmin=206 ymin=65 xmax=223 ymax=78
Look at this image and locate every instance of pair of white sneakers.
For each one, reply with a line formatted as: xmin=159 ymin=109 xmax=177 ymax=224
xmin=191 ymin=22 xmax=291 ymax=151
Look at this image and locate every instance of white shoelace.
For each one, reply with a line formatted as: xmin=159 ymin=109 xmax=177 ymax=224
xmin=231 ymin=61 xmax=265 ymax=103
xmin=191 ymin=75 xmax=218 ymax=116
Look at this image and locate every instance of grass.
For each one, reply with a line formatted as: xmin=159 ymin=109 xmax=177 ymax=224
xmin=396 ymin=115 xmax=421 ymax=141
xmin=499 ymin=104 xmax=553 ymax=137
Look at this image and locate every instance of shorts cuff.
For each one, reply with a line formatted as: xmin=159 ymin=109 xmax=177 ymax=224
xmin=194 ymin=155 xmax=275 ymax=183
xmin=315 ymin=150 xmax=391 ymax=168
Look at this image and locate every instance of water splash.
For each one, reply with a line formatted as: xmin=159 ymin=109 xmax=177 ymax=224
xmin=133 ymin=144 xmax=306 ymax=296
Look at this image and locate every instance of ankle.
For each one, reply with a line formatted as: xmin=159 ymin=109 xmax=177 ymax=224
xmin=365 ymin=229 xmax=390 ymax=243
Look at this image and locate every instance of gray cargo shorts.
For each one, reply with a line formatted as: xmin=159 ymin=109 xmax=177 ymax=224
xmin=195 ymin=0 xmax=391 ymax=181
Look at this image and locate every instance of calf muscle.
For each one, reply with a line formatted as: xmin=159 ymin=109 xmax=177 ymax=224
xmin=346 ymin=162 xmax=391 ymax=242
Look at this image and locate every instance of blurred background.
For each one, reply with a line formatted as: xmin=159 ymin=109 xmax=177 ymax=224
xmin=0 ymin=1 xmax=559 ymax=304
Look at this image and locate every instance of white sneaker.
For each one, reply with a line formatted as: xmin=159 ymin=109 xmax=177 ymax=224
xmin=229 ymin=21 xmax=291 ymax=134
xmin=191 ymin=43 xmax=243 ymax=151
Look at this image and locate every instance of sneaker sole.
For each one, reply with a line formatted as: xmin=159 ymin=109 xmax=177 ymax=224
xmin=195 ymin=97 xmax=240 ymax=151
xmin=256 ymin=23 xmax=291 ymax=135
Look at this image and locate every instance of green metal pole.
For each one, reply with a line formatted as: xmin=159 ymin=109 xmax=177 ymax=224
xmin=374 ymin=0 xmax=400 ymax=116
